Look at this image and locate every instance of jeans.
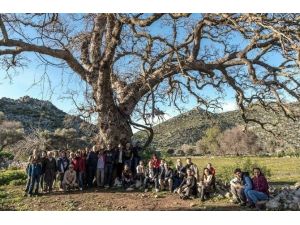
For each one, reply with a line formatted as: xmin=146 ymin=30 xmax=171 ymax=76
xmin=28 ymin=175 xmax=40 ymax=194
xmin=76 ymin=171 xmax=84 ymax=189
xmin=124 ymin=159 xmax=131 ymax=169
xmin=96 ymin=168 xmax=105 ymax=186
xmin=104 ymin=164 xmax=114 ymax=186
xmin=246 ymin=190 xmax=269 ymax=204
xmin=25 ymin=175 xmax=31 ymax=192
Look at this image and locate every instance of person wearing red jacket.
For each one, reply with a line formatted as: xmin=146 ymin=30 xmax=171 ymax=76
xmin=72 ymin=151 xmax=86 ymax=191
xmin=246 ymin=167 xmax=269 ymax=209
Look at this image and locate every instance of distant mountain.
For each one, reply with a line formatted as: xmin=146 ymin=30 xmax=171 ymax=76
xmin=134 ymin=103 xmax=300 ymax=152
xmin=0 ymin=96 xmax=97 ymax=142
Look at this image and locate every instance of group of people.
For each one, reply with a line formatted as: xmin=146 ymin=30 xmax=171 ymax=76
xmin=24 ymin=144 xmax=269 ymax=209
xmin=24 ymin=142 xmax=142 ymax=196
xmin=230 ymin=167 xmax=269 ymax=209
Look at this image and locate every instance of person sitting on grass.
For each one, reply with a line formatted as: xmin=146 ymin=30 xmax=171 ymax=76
xmin=246 ymin=168 xmax=269 ymax=209
xmin=26 ymin=155 xmax=42 ymax=197
xmin=143 ymin=161 xmax=158 ymax=192
xmin=159 ymin=163 xmax=174 ymax=192
xmin=230 ymin=168 xmax=253 ymax=206
xmin=62 ymin=164 xmax=78 ymax=192
xmin=198 ymin=168 xmax=214 ymax=202
xmin=122 ymin=164 xmax=133 ymax=189
xmin=206 ymin=163 xmax=216 ymax=191
xmin=183 ymin=158 xmax=199 ymax=181
xmin=177 ymin=169 xmax=197 ymax=200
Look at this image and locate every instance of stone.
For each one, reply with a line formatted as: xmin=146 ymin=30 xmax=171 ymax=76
xmin=266 ymin=199 xmax=281 ymax=210
xmin=126 ymin=187 xmax=134 ymax=192
xmin=295 ymin=189 xmax=300 ymax=197
xmin=190 ymin=203 xmax=197 ymax=207
xmin=225 ymin=192 xmax=232 ymax=199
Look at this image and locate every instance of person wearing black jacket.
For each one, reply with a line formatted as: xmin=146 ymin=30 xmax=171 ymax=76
xmin=159 ymin=162 xmax=174 ymax=192
xmin=131 ymin=141 xmax=142 ymax=175
xmin=104 ymin=144 xmax=116 ymax=188
xmin=86 ymin=146 xmax=98 ymax=188
xmin=177 ymin=169 xmax=197 ymax=200
xmin=116 ymin=143 xmax=125 ymax=180
xmin=40 ymin=151 xmax=47 ymax=192
xmin=44 ymin=151 xmax=57 ymax=193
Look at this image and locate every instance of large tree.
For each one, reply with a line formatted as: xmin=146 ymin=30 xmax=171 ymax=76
xmin=0 ymin=14 xmax=299 ymax=147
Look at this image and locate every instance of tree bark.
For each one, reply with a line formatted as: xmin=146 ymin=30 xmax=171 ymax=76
xmin=93 ymin=67 xmax=133 ymax=148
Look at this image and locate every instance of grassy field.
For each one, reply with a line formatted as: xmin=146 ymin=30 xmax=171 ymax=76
xmin=172 ymin=156 xmax=300 ymax=184
xmin=0 ymin=156 xmax=299 ymax=210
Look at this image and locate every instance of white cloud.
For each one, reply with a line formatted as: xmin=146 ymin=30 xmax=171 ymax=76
xmin=221 ymin=101 xmax=238 ymax=112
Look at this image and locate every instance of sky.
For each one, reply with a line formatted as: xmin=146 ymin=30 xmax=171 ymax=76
xmin=1 ymin=13 xmax=290 ymax=132
xmin=0 ymin=14 xmax=241 ymax=127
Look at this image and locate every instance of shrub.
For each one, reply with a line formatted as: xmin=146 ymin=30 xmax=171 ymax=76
xmin=0 ymin=170 xmax=27 ymax=186
xmin=217 ymin=158 xmax=272 ymax=183
xmin=218 ymin=126 xmax=261 ymax=156
xmin=0 ymin=151 xmax=14 ymax=160
xmin=9 ymin=179 xmax=27 ymax=186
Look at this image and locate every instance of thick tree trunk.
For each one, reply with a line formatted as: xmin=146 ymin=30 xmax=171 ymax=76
xmin=97 ymin=106 xmax=133 ymax=148
xmin=93 ymin=68 xmax=133 ymax=148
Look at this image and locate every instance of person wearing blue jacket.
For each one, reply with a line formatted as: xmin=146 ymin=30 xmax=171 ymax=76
xmin=241 ymin=171 xmax=253 ymax=206
xmin=27 ymin=156 xmax=42 ymax=197
xmin=56 ymin=151 xmax=70 ymax=190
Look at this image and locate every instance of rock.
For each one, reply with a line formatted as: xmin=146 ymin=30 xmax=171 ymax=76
xmin=126 ymin=187 xmax=134 ymax=192
xmin=294 ymin=182 xmax=300 ymax=189
xmin=190 ymin=203 xmax=197 ymax=207
xmin=154 ymin=195 xmax=158 ymax=198
xmin=295 ymin=189 xmax=300 ymax=197
xmin=225 ymin=192 xmax=232 ymax=199
xmin=266 ymin=199 xmax=281 ymax=210
xmin=135 ymin=180 xmax=142 ymax=188
xmin=289 ymin=203 xmax=298 ymax=210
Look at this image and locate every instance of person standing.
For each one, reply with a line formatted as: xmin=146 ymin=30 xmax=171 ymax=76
xmin=116 ymin=143 xmax=125 ymax=180
xmin=57 ymin=151 xmax=70 ymax=190
xmin=104 ymin=144 xmax=115 ymax=188
xmin=44 ymin=151 xmax=57 ymax=193
xmin=124 ymin=143 xmax=133 ymax=169
xmin=86 ymin=146 xmax=98 ymax=188
xmin=132 ymin=141 xmax=142 ymax=175
xmin=96 ymin=150 xmax=105 ymax=187
xmin=40 ymin=150 xmax=47 ymax=192
xmin=27 ymin=155 xmax=42 ymax=197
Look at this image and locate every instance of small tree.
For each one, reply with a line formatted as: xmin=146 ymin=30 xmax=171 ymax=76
xmin=197 ymin=125 xmax=221 ymax=154
xmin=218 ymin=125 xmax=261 ymax=156
xmin=181 ymin=144 xmax=196 ymax=156
xmin=0 ymin=112 xmax=24 ymax=151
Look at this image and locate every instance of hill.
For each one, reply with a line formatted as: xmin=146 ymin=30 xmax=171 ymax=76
xmin=0 ymin=96 xmax=97 ymax=159
xmin=134 ymin=103 xmax=300 ymax=152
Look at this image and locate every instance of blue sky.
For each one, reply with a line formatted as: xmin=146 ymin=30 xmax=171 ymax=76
xmin=1 ymin=14 xmax=291 ymax=130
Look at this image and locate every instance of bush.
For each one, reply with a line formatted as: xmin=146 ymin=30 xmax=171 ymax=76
xmin=0 ymin=170 xmax=27 ymax=185
xmin=217 ymin=158 xmax=272 ymax=183
xmin=0 ymin=151 xmax=14 ymax=160
xmin=9 ymin=179 xmax=27 ymax=186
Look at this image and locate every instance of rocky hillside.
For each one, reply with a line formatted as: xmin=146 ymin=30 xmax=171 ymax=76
xmin=0 ymin=96 xmax=97 ymax=136
xmin=134 ymin=103 xmax=300 ymax=152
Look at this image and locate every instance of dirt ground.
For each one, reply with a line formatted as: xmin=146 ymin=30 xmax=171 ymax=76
xmin=1 ymin=185 xmax=245 ymax=211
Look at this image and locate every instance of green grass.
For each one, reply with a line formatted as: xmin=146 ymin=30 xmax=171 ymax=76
xmin=172 ymin=156 xmax=300 ymax=184
xmin=0 ymin=169 xmax=27 ymax=186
